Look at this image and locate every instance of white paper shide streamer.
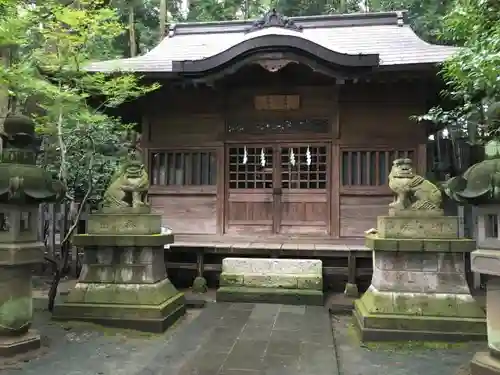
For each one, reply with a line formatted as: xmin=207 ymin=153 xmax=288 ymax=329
xmin=260 ymin=148 xmax=266 ymax=167
xmin=289 ymin=148 xmax=296 ymax=167
xmin=306 ymin=146 xmax=311 ymax=166
xmin=242 ymin=146 xmax=248 ymax=165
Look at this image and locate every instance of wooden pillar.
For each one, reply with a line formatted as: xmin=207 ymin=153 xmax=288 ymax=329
xmin=196 ymin=250 xmax=204 ymax=278
xmin=344 ymin=251 xmax=359 ymax=297
xmin=192 ymin=249 xmax=208 ymax=294
xmin=216 ymin=144 xmax=225 ymax=235
xmin=330 ymin=83 xmax=341 ymax=238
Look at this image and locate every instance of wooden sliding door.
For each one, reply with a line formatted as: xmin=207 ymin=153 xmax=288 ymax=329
xmin=225 ymin=143 xmax=330 ymax=235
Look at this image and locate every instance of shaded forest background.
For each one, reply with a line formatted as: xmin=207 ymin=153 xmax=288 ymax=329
xmin=119 ymin=0 xmax=453 ymax=58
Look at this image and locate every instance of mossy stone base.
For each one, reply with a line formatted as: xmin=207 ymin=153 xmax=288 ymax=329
xmin=344 ymin=283 xmax=359 ymax=298
xmin=471 ymin=352 xmax=500 ymax=375
xmin=192 ymin=277 xmax=207 ymax=294
xmin=0 ymin=329 xmax=40 ymax=357
xmin=217 ymin=286 xmax=323 ymax=306
xmin=73 ymin=234 xmax=173 ymax=247
xmin=353 ymin=290 xmax=486 ymax=342
xmin=63 ymin=278 xmax=179 ymax=305
xmin=52 ymin=292 xmax=185 ymax=333
xmin=219 ymin=273 xmax=322 ymax=290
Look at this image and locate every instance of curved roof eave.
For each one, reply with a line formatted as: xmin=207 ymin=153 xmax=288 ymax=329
xmin=171 ymin=34 xmax=379 ymax=73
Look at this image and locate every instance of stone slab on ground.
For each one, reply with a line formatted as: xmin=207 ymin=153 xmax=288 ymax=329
xmin=217 ymin=257 xmax=324 ymax=305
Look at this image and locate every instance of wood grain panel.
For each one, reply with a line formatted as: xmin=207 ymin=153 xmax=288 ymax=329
xmin=340 ymin=81 xmax=425 ymax=103
xmin=151 ymin=195 xmax=216 ymax=234
xmin=339 ymin=101 xmax=426 ymax=144
xmin=226 ymin=191 xmax=273 ymax=234
xmin=148 ymin=114 xmax=224 ymax=146
xmin=227 ymin=86 xmax=335 ymax=116
xmin=281 ymin=202 xmax=327 ymax=222
xmin=340 ymin=196 xmax=393 ymax=237
xmin=227 ymin=201 xmax=273 ymax=222
xmin=279 ymin=191 xmax=329 ymax=235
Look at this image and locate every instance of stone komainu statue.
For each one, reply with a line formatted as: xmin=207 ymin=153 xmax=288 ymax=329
xmin=444 ymin=139 xmax=500 ymax=204
xmin=388 ymin=158 xmax=442 ymax=211
xmin=443 ymin=103 xmax=500 ymax=204
xmin=102 ymin=149 xmax=150 ymax=208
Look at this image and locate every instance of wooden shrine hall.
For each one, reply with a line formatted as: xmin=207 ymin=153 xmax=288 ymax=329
xmin=87 ymin=10 xmax=457 ymax=284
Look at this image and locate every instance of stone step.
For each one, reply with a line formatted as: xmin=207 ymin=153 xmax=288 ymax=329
xmin=216 ymin=286 xmax=323 ymax=306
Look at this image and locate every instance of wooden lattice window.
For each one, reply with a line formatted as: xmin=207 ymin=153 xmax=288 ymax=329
xmin=341 ymin=149 xmax=415 ymax=186
xmin=150 ymin=151 xmax=216 ymax=186
xmin=280 ymin=146 xmax=327 ymax=189
xmin=229 ymin=147 xmax=273 ymax=189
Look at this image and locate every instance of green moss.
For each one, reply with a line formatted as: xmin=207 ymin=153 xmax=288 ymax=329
xmin=363 ymin=340 xmax=468 ymax=352
xmin=347 ymin=320 xmax=468 ymax=353
xmin=52 ymin=320 xmax=162 ymax=338
xmin=52 ymin=304 xmax=188 ymax=338
xmin=0 ymin=297 xmax=32 ymax=331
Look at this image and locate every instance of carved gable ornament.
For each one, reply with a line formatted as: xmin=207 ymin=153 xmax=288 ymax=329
xmin=245 ymin=9 xmax=303 ymax=34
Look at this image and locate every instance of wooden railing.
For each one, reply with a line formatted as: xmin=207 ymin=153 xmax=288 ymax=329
xmin=149 ymin=150 xmax=217 ymax=186
xmin=340 ymin=148 xmax=415 ymax=194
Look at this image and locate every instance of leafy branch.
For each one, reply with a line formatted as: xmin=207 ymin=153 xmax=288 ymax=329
xmin=45 ymin=131 xmax=95 ymax=312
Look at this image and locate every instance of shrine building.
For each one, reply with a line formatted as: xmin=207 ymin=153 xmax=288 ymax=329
xmin=87 ymin=10 xmax=457 ymax=278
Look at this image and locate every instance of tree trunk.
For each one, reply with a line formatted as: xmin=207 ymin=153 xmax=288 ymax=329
xmin=0 ymin=46 xmax=12 ymax=154
xmin=339 ymin=0 xmax=346 ymax=13
xmin=159 ymin=0 xmax=167 ymax=41
xmin=128 ymin=4 xmax=137 ymax=57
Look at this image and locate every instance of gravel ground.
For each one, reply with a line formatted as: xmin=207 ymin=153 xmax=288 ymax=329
xmin=0 ymin=308 xmax=203 ymax=374
xmin=332 ymin=314 xmax=484 ymax=375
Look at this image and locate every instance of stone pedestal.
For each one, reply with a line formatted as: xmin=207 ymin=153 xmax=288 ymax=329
xmin=53 ymin=207 xmax=185 ymax=333
xmin=0 ymin=205 xmax=43 ymax=356
xmin=470 ymin=250 xmax=500 ymax=375
xmin=355 ymin=213 xmax=485 ymax=341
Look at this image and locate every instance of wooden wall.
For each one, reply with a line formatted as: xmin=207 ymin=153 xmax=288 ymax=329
xmin=142 ymin=79 xmax=428 ymax=239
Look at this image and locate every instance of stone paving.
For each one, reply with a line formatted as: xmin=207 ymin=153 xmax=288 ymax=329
xmin=2 ymin=302 xmax=336 ymax=375
xmin=178 ymin=303 xmax=336 ymax=375
xmin=1 ymin=301 xmax=486 ymax=375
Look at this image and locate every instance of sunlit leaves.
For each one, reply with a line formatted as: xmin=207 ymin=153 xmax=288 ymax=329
xmin=0 ymin=0 xmax=159 ymax=204
xmin=419 ymin=0 xmax=500 ymax=142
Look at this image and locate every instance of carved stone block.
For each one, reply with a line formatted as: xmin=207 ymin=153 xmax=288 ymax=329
xmin=87 ymin=213 xmax=162 ymax=235
xmin=377 ymin=216 xmax=459 ymax=239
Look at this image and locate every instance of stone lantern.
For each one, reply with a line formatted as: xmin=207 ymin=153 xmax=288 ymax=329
xmin=0 ymin=114 xmax=65 ymax=356
xmin=444 ymin=139 xmax=500 ymax=375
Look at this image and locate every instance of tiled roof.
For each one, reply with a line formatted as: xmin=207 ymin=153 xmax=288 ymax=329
xmin=86 ymin=11 xmax=458 ymax=73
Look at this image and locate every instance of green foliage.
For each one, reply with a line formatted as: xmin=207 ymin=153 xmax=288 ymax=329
xmin=441 ymin=1 xmax=500 ymax=103
xmin=274 ymin=0 xmax=359 ymax=17
xmin=0 ymin=0 xmax=159 ymax=205
xmin=369 ymin=0 xmax=453 ymax=44
xmin=418 ymin=0 xmax=500 ymax=143
xmin=186 ymin=0 xmax=264 ymax=21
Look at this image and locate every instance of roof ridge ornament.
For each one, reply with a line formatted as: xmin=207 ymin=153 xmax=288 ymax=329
xmin=245 ymin=9 xmax=303 ymax=34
